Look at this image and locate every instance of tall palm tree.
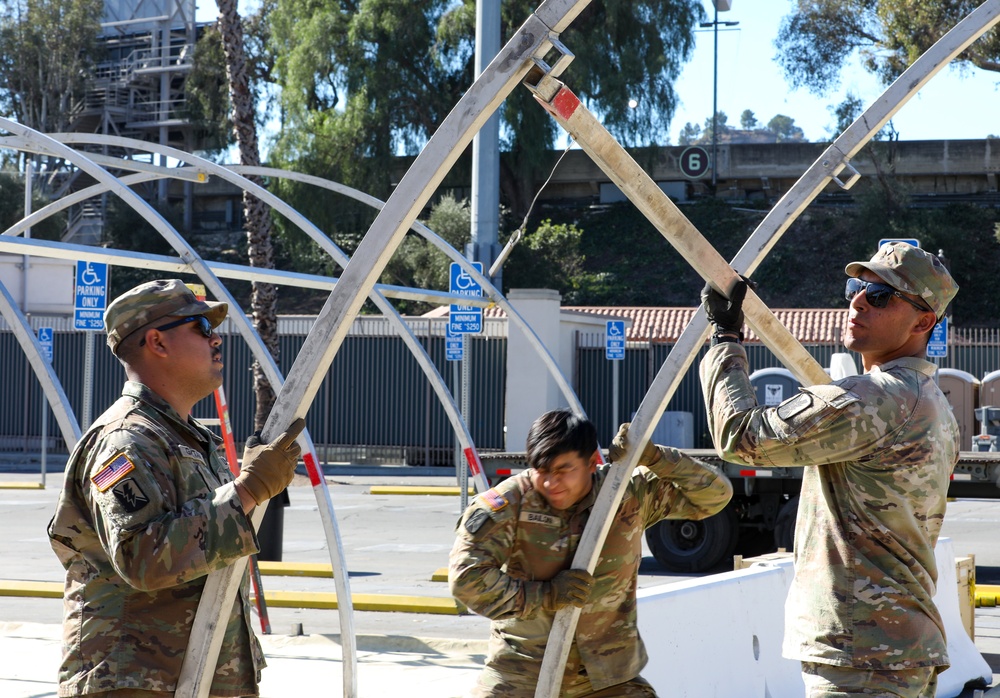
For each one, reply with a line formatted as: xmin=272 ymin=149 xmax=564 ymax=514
xmin=215 ymin=0 xmax=276 ymax=430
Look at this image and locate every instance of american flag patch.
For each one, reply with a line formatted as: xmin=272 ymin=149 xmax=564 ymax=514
xmin=91 ymin=453 xmax=135 ymax=492
xmin=481 ymin=488 xmax=508 ymax=512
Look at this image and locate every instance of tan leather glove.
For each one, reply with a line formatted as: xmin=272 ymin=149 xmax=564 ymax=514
xmin=608 ymin=422 xmax=661 ymax=467
xmin=237 ymin=418 xmax=306 ymax=505
xmin=544 ymin=569 xmax=595 ymax=611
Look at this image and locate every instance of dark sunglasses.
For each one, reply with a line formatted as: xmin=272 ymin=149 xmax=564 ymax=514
xmin=845 ymin=277 xmax=932 ymax=313
xmin=139 ymin=315 xmax=214 ymax=346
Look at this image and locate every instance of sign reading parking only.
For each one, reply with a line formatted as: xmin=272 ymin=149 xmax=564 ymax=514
xmin=449 ymin=262 xmax=483 ymax=334
xmin=74 ymin=261 xmax=109 ymax=331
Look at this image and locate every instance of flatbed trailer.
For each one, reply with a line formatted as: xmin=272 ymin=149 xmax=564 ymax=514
xmin=475 ymin=450 xmax=1000 ymax=572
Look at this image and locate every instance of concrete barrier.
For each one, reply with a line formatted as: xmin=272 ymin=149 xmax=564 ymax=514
xmin=636 ymin=537 xmax=990 ymax=697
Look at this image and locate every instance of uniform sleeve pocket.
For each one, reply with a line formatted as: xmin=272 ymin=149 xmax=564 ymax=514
xmin=765 ymin=384 xmax=860 ymax=444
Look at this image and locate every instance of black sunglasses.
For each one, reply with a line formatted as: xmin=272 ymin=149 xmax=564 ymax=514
xmin=845 ymin=277 xmax=933 ymax=313
xmin=139 ymin=315 xmax=214 ymax=346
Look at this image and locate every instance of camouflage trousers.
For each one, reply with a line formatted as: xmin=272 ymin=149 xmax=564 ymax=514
xmin=470 ymin=667 xmax=657 ymax=697
xmin=801 ymin=661 xmax=938 ymax=698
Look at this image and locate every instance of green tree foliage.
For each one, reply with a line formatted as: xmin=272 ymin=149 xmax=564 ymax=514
xmin=682 ymin=110 xmax=807 ymax=143
xmin=775 ymin=0 xmax=1000 ymax=95
xmin=500 ymin=195 xmax=1000 ymax=327
xmin=380 ymin=194 xmax=472 ymax=315
xmin=263 ymin=0 xmax=704 ymax=223
xmin=184 ymin=25 xmax=233 ymax=154
xmin=766 ymin=114 xmax=805 ymax=142
xmin=0 ymin=0 xmax=104 ymax=132
xmin=0 ymin=169 xmax=64 ymax=239
xmin=504 ymin=218 xmax=610 ymax=305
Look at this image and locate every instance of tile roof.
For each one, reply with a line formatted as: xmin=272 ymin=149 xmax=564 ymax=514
xmin=565 ymin=307 xmax=851 ymax=343
xmin=424 ymin=305 xmax=850 ymax=344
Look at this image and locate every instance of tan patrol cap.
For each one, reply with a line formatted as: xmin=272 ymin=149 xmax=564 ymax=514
xmin=104 ymin=279 xmax=228 ymax=355
xmin=845 ymin=242 xmax=958 ymax=320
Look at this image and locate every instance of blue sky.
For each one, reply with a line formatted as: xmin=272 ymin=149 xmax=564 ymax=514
xmin=668 ymin=0 xmax=1000 ymax=143
xmin=196 ymin=1 xmax=1000 ymax=145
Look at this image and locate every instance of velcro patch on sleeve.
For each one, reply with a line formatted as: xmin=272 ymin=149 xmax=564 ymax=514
xmin=111 ymin=478 xmax=150 ymax=513
xmin=464 ymin=508 xmax=491 ymax=534
xmin=481 ymin=488 xmax=509 ymax=512
xmin=91 ymin=452 xmax=136 ymax=492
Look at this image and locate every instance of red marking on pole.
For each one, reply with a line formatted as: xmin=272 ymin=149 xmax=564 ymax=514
xmin=739 ymin=470 xmax=757 ymax=477
xmin=304 ymin=451 xmax=322 ymax=487
xmin=214 ymin=389 xmax=241 ymax=475
xmin=552 ymin=86 xmax=580 ymax=120
xmin=464 ymin=448 xmax=484 ymax=476
xmin=497 ymin=469 xmax=511 ymax=476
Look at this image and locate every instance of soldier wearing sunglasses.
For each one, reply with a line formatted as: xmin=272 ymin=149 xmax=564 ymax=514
xmin=699 ymin=243 xmax=959 ymax=698
xmin=48 ymin=278 xmax=305 ymax=698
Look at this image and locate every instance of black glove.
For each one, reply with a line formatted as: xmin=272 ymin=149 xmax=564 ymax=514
xmin=701 ymin=278 xmax=750 ymax=336
xmin=544 ymin=569 xmax=595 ymax=611
xmin=608 ymin=422 xmax=661 ymax=467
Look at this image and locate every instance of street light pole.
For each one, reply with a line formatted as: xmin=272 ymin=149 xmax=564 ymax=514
xmin=699 ymin=1 xmax=738 ymax=191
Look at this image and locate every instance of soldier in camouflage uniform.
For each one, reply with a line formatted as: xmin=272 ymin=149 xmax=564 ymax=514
xmin=48 ymin=279 xmax=305 ymax=697
xmin=449 ymin=409 xmax=732 ymax=697
xmin=699 ymin=243 xmax=960 ymax=698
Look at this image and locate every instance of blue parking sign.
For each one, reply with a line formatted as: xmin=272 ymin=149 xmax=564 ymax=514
xmin=449 ymin=262 xmax=483 ymax=334
xmin=927 ymin=318 xmax=948 ymax=358
xmin=606 ymin=320 xmax=625 ymax=360
xmin=38 ymin=327 xmax=54 ymax=364
xmin=74 ymin=261 xmax=109 ymax=331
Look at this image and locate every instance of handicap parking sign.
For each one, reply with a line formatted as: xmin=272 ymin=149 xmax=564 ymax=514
xmin=606 ymin=320 xmax=625 ymax=360
xmin=74 ymin=261 xmax=109 ymax=331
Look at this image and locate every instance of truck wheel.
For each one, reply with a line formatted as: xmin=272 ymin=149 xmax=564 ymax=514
xmin=773 ymin=495 xmax=799 ymax=552
xmin=644 ymin=504 xmax=738 ymax=573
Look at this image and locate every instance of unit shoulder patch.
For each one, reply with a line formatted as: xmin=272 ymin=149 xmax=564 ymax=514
xmin=111 ymin=478 xmax=150 ymax=513
xmin=91 ymin=452 xmax=136 ymax=492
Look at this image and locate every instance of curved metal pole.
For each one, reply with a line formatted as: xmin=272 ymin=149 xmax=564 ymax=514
xmin=229 ymin=165 xmax=587 ymax=420
xmin=0 ymin=121 xmax=360 ymax=697
xmin=180 ymin=3 xmax=592 ymax=694
xmin=534 ymin=2 xmax=1000 ymax=694
xmin=0 ymin=171 xmax=475 ymax=308
xmin=0 ymin=281 xmax=81 ymax=448
xmin=45 ymin=134 xmax=488 ymax=498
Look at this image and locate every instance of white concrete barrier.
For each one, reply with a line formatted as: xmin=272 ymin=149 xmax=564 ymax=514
xmin=637 ymin=537 xmax=990 ymax=697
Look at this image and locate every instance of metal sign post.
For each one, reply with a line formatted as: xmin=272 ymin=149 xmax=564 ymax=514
xmin=38 ymin=326 xmax=53 ymax=488
xmin=606 ymin=320 xmax=625 ymax=435
xmin=74 ymin=261 xmax=108 ymax=430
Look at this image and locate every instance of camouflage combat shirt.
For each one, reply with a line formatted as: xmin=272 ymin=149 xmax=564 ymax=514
xmin=48 ymin=382 xmax=263 ymax=697
xmin=700 ymin=343 xmax=960 ymax=671
xmin=449 ymin=449 xmax=732 ymax=694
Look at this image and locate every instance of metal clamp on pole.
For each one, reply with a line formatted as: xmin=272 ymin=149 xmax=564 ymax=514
xmin=822 ymin=148 xmax=862 ymax=190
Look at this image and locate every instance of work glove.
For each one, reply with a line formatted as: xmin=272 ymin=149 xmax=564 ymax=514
xmin=701 ymin=277 xmax=752 ymax=336
xmin=608 ymin=422 xmax=661 ymax=468
xmin=237 ymin=418 xmax=306 ymax=506
xmin=544 ymin=568 xmax=595 ymax=612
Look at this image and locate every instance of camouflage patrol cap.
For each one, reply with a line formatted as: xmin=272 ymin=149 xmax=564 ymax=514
xmin=845 ymin=242 xmax=958 ymax=320
xmin=104 ymin=279 xmax=228 ymax=354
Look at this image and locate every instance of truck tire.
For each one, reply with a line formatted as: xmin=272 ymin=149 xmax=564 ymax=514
xmin=644 ymin=503 xmax=739 ymax=573
xmin=773 ymin=495 xmax=799 ymax=552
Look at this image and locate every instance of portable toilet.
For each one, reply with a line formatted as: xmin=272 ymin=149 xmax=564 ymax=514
xmin=981 ymin=369 xmax=1000 ymax=410
xmin=749 ymin=367 xmax=801 ymax=407
xmin=973 ymin=370 xmax=1000 ymax=451
xmin=937 ymin=368 xmax=980 ymax=451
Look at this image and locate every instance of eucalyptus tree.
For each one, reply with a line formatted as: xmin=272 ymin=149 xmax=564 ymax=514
xmin=775 ymin=0 xmax=1000 ymax=94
